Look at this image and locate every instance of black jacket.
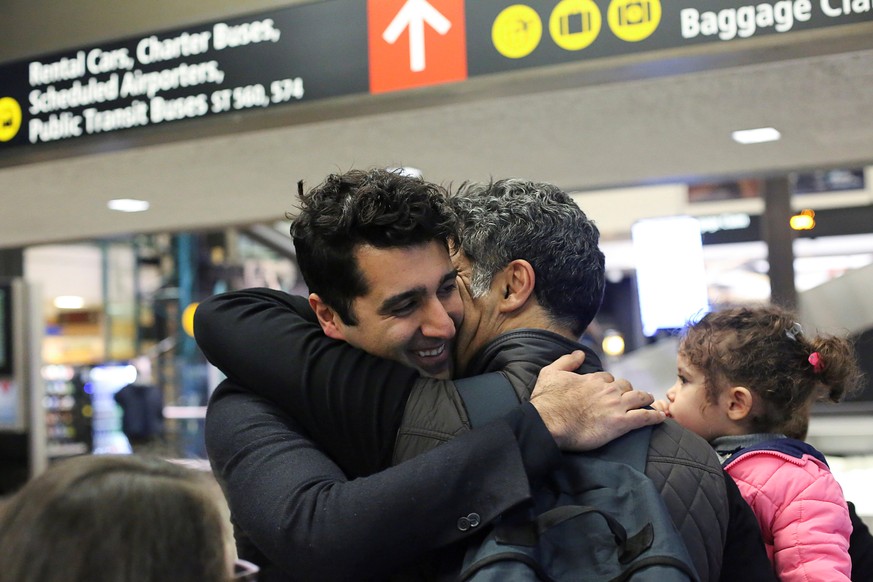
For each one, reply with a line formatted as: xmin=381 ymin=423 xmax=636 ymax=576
xmin=849 ymin=501 xmax=873 ymax=581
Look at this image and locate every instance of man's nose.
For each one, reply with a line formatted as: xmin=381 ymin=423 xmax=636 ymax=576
xmin=420 ymin=298 xmax=456 ymax=339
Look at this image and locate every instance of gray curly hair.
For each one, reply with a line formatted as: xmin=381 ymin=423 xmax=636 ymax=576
xmin=449 ymin=179 xmax=605 ymax=336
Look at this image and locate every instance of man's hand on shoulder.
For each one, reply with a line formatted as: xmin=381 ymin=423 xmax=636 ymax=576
xmin=529 ymin=351 xmax=665 ymax=451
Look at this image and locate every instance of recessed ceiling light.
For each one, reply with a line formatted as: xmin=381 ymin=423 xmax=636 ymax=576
xmin=54 ymin=295 xmax=85 ymax=309
xmin=107 ymin=198 xmax=150 ymax=212
xmin=731 ymin=127 xmax=781 ymax=144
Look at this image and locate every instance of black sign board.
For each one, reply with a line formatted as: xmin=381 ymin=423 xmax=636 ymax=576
xmin=0 ymin=0 xmax=368 ymax=149
xmin=466 ymin=0 xmax=873 ymax=76
xmin=1 ymin=0 xmax=871 ymax=151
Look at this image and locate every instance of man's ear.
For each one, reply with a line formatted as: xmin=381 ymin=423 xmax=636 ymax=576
xmin=497 ymin=259 xmax=535 ymax=313
xmin=308 ymin=293 xmax=347 ymax=341
xmin=725 ymin=386 xmax=754 ymax=421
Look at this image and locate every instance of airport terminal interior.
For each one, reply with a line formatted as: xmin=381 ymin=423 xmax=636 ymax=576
xmin=2 ymin=0 xmax=873 ymax=536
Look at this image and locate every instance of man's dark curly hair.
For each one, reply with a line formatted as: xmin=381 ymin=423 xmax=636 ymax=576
xmin=289 ymin=169 xmax=457 ymax=325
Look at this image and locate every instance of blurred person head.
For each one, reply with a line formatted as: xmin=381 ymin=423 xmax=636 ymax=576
xmin=0 ymin=454 xmax=239 ymax=582
xmin=663 ymin=305 xmax=863 ymax=441
xmin=289 ymin=168 xmax=462 ymax=378
xmin=448 ymin=179 xmax=605 ymax=373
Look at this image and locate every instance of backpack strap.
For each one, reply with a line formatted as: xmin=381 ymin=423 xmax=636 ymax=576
xmin=454 ymin=373 xmax=520 ymax=429
xmin=594 ymin=424 xmax=654 ymax=473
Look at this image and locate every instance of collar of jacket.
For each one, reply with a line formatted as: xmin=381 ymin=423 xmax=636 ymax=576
xmin=718 ymin=434 xmax=829 ymax=468
xmin=464 ymin=328 xmax=604 ymax=377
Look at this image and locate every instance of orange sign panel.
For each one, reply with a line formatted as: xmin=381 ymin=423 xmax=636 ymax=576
xmin=368 ymin=0 xmax=467 ymax=94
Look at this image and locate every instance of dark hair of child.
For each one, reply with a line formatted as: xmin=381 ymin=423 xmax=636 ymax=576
xmin=680 ymin=305 xmax=864 ymax=438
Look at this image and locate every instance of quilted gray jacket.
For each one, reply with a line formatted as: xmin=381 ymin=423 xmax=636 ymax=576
xmin=394 ymin=329 xmax=729 ymax=582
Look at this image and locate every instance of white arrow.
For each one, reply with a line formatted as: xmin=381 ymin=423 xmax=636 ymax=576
xmin=382 ymin=0 xmax=452 ymax=73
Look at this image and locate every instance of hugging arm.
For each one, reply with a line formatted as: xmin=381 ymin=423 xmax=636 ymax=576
xmin=195 ymin=289 xmax=663 ymax=474
xmin=206 ymin=380 xmax=561 ymax=581
xmin=529 ymin=354 xmax=664 ymax=451
xmin=194 ymin=288 xmax=417 ymax=475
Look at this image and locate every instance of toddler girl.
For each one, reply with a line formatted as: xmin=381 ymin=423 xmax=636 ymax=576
xmin=655 ymin=305 xmax=862 ymax=582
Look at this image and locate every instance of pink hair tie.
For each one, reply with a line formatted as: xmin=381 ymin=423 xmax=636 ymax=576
xmin=808 ymin=352 xmax=824 ymax=374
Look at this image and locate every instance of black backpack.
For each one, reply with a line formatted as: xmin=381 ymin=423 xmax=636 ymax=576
xmin=455 ymin=374 xmax=700 ymax=582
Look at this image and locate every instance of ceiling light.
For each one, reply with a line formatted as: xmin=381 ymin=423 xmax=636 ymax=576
xmin=54 ymin=295 xmax=85 ymax=309
xmin=731 ymin=127 xmax=781 ymax=144
xmin=107 ymin=198 xmax=150 ymax=212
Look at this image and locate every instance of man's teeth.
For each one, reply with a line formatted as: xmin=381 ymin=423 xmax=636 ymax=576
xmin=416 ymin=345 xmax=445 ymax=358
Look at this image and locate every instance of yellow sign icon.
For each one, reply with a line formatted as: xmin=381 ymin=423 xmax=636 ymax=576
xmin=607 ymin=0 xmax=661 ymax=42
xmin=492 ymin=4 xmax=543 ymax=59
xmin=549 ymin=0 xmax=602 ymax=51
xmin=182 ymin=302 xmax=200 ymax=338
xmin=0 ymin=97 xmax=23 ymax=142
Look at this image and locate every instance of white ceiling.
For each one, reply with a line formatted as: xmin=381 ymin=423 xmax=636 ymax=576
xmin=1 ymin=22 xmax=872 ymax=249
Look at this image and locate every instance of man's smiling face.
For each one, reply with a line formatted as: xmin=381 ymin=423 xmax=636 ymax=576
xmin=331 ymin=240 xmax=463 ymax=379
